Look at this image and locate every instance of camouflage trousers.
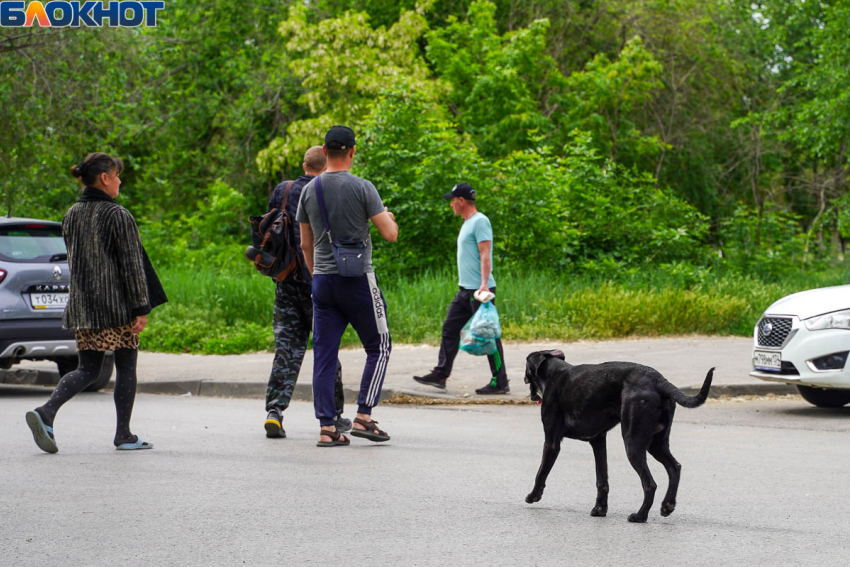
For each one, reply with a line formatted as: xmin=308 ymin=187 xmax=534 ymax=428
xmin=266 ymin=280 xmax=345 ymax=415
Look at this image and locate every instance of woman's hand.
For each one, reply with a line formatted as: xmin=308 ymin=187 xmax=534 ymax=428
xmin=131 ymin=315 xmax=148 ymax=334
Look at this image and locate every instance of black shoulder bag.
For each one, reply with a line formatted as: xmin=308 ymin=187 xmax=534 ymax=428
xmin=314 ymin=175 xmax=367 ymax=277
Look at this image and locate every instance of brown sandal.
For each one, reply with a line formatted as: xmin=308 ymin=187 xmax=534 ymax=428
xmin=316 ymin=427 xmax=350 ymax=447
xmin=350 ymin=418 xmax=390 ymax=443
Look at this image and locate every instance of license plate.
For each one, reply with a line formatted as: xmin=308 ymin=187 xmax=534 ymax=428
xmin=30 ymin=293 xmax=69 ymax=309
xmin=754 ymin=350 xmax=781 ymax=371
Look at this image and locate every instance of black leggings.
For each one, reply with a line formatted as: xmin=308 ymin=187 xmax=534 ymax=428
xmin=36 ymin=349 xmax=139 ymax=446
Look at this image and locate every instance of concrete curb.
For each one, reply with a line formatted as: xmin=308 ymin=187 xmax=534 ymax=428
xmin=0 ymin=368 xmax=61 ymax=387
xmin=130 ymin=380 xmax=445 ymax=402
xmin=126 ymin=379 xmax=799 ymax=402
xmin=7 ymin=369 xmax=799 ymax=402
xmin=684 ymin=383 xmax=797 ymax=398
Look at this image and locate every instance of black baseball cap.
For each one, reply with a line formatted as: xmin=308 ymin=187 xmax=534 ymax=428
xmin=443 ymin=183 xmax=476 ymax=201
xmin=325 ymin=125 xmax=356 ymax=150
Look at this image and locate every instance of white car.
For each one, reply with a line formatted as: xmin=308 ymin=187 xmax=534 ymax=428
xmin=750 ymin=284 xmax=850 ymax=407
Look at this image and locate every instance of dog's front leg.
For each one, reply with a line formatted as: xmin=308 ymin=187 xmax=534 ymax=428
xmin=526 ymin=428 xmax=562 ymax=504
xmin=589 ymin=435 xmax=609 ymax=517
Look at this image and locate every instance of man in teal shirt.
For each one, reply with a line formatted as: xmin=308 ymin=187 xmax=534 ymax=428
xmin=412 ymin=183 xmax=509 ymax=394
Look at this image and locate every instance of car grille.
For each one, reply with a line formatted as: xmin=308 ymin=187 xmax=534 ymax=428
xmin=757 ymin=317 xmax=792 ymax=347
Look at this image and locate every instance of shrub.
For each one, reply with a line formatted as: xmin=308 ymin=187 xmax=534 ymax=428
xmin=358 ymin=87 xmax=711 ymax=274
xmin=718 ymin=204 xmax=809 ymax=280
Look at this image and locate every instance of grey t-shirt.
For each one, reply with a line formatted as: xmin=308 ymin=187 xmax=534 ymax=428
xmin=295 ymin=171 xmax=385 ymax=275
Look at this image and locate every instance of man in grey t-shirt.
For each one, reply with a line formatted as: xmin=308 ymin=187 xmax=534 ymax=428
xmin=297 ymin=171 xmax=384 ymax=274
xmin=296 ymin=126 xmax=399 ymax=447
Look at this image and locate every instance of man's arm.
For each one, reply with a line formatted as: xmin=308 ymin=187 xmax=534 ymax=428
xmin=300 ymin=223 xmax=315 ymax=275
xmin=370 ymin=208 xmax=398 ymax=243
xmin=477 ymin=240 xmax=492 ymax=293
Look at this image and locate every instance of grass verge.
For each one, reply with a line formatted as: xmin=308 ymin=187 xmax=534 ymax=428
xmin=141 ymin=265 xmax=849 ymax=354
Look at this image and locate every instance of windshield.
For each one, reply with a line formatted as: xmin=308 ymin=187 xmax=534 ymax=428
xmin=0 ymin=224 xmax=66 ymax=263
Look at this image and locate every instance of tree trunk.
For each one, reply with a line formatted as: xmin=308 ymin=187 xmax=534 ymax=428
xmin=752 ymin=123 xmax=763 ymax=248
xmin=804 ymin=161 xmax=826 ymax=264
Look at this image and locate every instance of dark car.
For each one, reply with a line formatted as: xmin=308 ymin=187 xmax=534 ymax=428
xmin=0 ymin=216 xmax=113 ymax=390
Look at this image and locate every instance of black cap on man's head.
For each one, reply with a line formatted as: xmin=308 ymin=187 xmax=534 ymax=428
xmin=325 ymin=125 xmax=356 ymax=150
xmin=443 ymin=183 xmax=476 ymax=201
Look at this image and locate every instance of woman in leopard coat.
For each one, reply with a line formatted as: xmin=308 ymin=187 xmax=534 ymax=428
xmin=25 ymin=152 xmax=166 ymax=453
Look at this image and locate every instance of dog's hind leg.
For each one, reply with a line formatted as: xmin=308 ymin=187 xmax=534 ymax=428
xmin=526 ymin=426 xmax=563 ymax=504
xmin=589 ymin=435 xmax=609 ymax=517
xmin=648 ymin=431 xmax=681 ymax=517
xmin=624 ymin=442 xmax=656 ymax=523
xmin=622 ymin=404 xmax=658 ymax=523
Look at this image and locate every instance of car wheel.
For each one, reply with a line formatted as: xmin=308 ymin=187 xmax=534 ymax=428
xmin=54 ymin=353 xmax=115 ymax=392
xmin=86 ymin=353 xmax=115 ymax=391
xmin=55 ymin=355 xmax=78 ymax=377
xmin=796 ymin=385 xmax=850 ymax=408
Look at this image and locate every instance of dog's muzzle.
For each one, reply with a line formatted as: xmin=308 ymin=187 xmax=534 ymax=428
xmin=525 ymin=373 xmax=542 ymax=402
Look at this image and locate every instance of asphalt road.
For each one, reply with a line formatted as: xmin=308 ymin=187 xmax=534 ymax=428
xmin=2 ymin=388 xmax=849 ymax=566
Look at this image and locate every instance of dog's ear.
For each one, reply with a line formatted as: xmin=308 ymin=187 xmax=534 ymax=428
xmin=548 ymin=349 xmax=565 ymax=361
xmin=525 ymin=352 xmax=545 ymax=381
xmin=525 ymin=350 xmax=565 ymax=380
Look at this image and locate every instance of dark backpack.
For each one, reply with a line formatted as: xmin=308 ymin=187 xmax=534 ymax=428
xmin=245 ymin=180 xmax=302 ymax=282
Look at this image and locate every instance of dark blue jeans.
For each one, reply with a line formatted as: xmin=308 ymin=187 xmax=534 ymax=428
xmin=312 ymin=273 xmax=391 ymax=426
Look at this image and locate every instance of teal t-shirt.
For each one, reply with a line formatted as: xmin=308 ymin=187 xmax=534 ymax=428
xmin=457 ymin=212 xmax=496 ymax=290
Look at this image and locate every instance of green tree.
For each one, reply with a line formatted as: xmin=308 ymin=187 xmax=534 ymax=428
xmin=0 ymin=27 xmax=166 ymax=219
xmin=561 ymin=36 xmax=663 ymax=166
xmin=256 ymin=3 xmax=437 ymax=176
xmin=356 ymin=85 xmax=482 ymax=270
xmin=760 ymin=0 xmax=850 ymax=258
xmin=425 ymin=0 xmax=564 ymax=157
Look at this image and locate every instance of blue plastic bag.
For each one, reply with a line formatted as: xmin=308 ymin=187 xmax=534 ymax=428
xmin=460 ymin=301 xmax=502 ymax=356
xmin=470 ymin=301 xmax=502 ymax=338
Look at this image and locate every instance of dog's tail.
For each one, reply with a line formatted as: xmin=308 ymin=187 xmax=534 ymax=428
xmin=656 ymin=368 xmax=714 ymax=408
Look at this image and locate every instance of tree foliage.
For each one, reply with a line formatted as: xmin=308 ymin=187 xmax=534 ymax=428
xmin=2 ymin=0 xmax=848 ymax=280
xmin=425 ymin=1 xmax=562 ymax=157
xmin=256 ymin=2 xmax=436 ymax=174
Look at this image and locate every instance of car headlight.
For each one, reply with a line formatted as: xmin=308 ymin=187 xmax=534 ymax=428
xmin=804 ymin=309 xmax=850 ymax=331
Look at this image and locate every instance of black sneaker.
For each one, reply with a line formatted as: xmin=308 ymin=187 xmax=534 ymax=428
xmin=413 ymin=372 xmax=447 ymax=390
xmin=335 ymin=415 xmax=352 ymax=433
xmin=475 ymin=381 xmax=510 ymax=395
xmin=264 ymin=409 xmax=286 ymax=438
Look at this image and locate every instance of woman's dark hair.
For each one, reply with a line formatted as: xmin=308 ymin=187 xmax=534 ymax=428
xmin=70 ymin=152 xmax=124 ymax=187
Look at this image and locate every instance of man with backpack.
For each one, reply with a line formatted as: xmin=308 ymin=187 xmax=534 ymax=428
xmin=263 ymin=146 xmax=350 ymax=438
xmin=297 ymin=126 xmax=399 ymax=447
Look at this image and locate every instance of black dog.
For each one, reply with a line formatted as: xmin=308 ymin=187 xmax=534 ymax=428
xmin=524 ymin=350 xmax=713 ymax=523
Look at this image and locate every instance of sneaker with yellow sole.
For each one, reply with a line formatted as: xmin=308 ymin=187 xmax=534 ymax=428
xmin=264 ymin=408 xmax=286 ymax=438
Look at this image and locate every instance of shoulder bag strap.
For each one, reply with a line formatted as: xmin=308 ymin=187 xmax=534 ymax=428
xmin=313 ymin=175 xmax=333 ymax=243
xmin=279 ymin=180 xmax=295 ymax=210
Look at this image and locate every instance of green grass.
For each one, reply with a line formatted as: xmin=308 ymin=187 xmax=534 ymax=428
xmin=141 ymin=265 xmax=850 ymax=354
